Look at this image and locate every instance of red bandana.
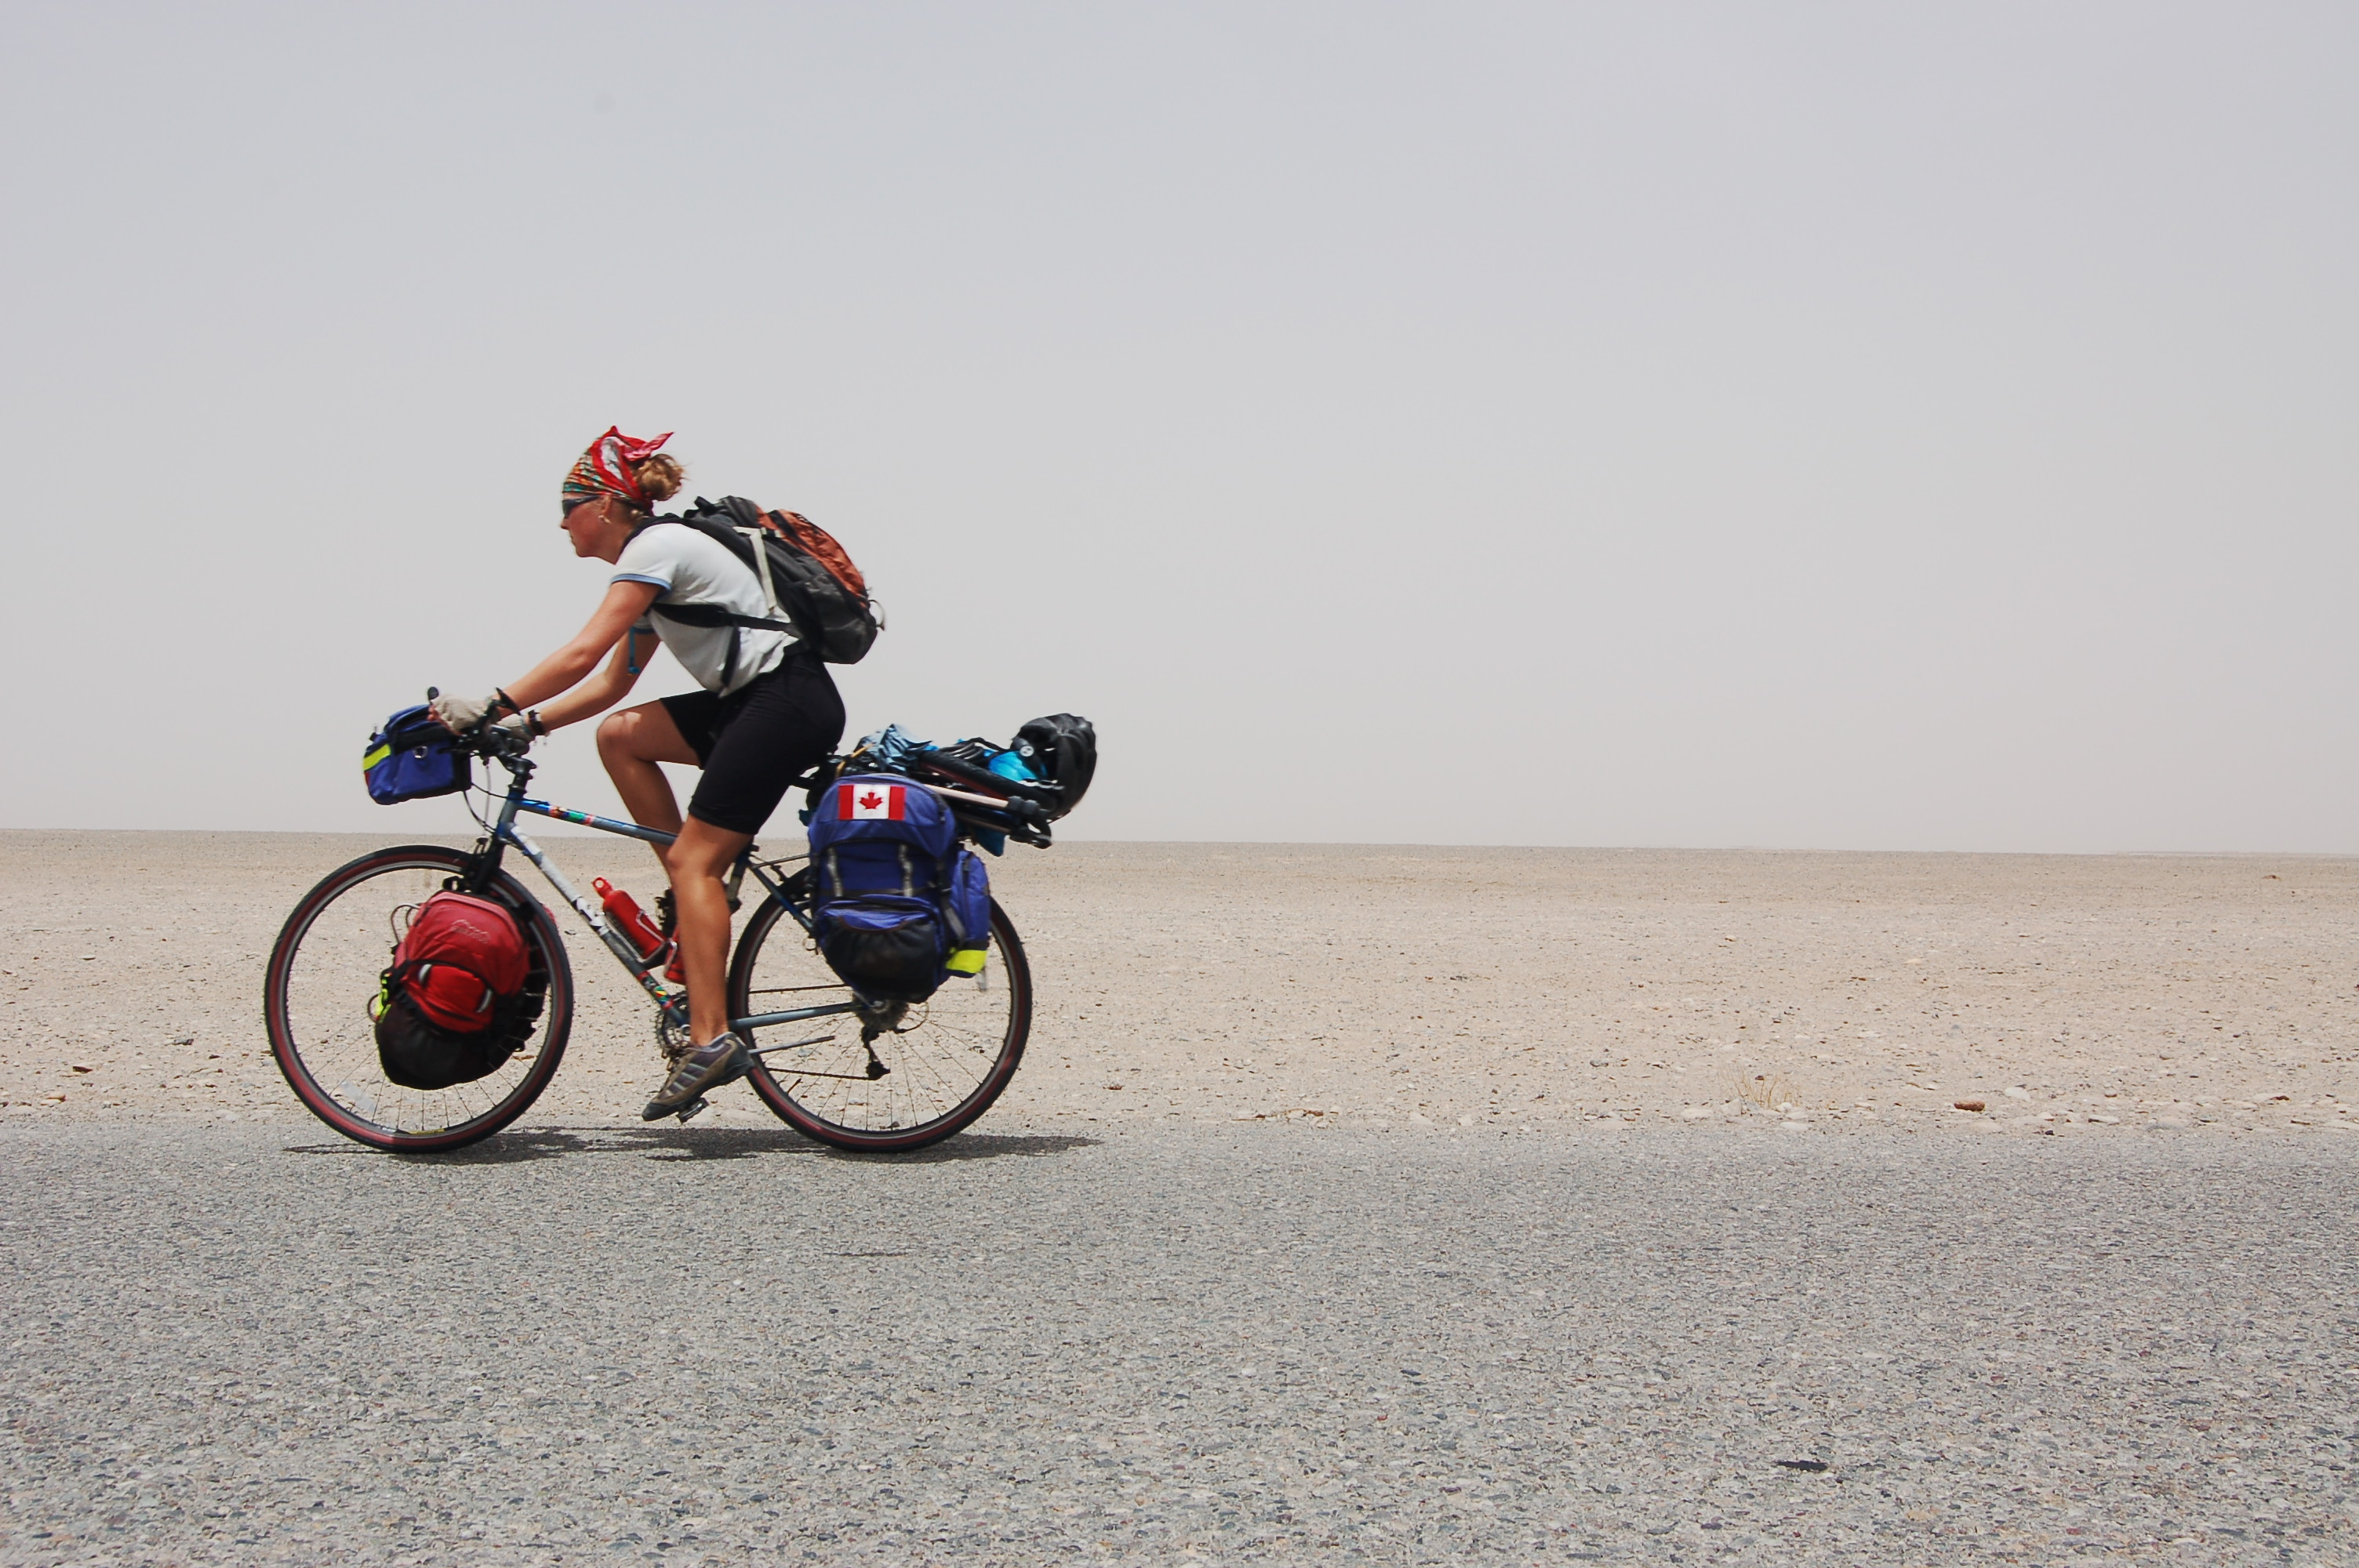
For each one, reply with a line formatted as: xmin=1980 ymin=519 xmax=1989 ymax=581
xmin=562 ymin=427 xmax=673 ymax=506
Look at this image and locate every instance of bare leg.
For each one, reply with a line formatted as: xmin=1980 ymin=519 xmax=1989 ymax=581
xmin=598 ymin=702 xmax=696 ymax=872
xmin=602 ymin=702 xmax=751 ymax=1044
xmin=666 ymin=817 xmax=754 ymax=1046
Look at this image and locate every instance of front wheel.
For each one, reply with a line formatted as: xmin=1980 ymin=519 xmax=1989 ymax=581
xmin=729 ymin=896 xmax=1031 ymax=1152
xmin=264 ymin=844 xmax=574 ymax=1152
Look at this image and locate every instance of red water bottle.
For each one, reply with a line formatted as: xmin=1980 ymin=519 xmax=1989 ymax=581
xmin=593 ymin=878 xmax=670 ymax=969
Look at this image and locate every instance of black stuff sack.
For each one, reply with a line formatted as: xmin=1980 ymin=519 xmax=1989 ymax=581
xmin=1011 ymin=714 xmax=1096 ymax=820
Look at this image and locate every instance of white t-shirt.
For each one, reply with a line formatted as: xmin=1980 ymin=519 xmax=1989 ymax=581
xmin=612 ymin=521 xmax=798 ymax=695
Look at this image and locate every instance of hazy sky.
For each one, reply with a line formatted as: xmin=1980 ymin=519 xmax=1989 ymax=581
xmin=5 ymin=2 xmax=2353 ymax=851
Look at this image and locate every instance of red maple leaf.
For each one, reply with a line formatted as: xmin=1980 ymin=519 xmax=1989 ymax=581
xmin=858 ymin=790 xmax=883 ymax=811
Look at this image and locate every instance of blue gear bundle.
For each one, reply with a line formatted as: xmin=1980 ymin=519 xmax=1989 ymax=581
xmin=805 ymin=775 xmax=993 ymax=1002
xmin=834 ymin=714 xmax=1094 ymax=853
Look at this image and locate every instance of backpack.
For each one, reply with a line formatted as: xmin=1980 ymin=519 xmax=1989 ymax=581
xmin=806 ymin=775 xmax=992 ymax=1001
xmin=638 ymin=496 xmax=880 ymax=679
xmin=371 ymin=891 xmax=541 ymax=1090
xmin=362 ymin=703 xmax=469 ymax=804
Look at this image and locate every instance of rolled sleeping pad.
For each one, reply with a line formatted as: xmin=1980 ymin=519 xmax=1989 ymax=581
xmin=913 ymin=750 xmax=1063 ymax=808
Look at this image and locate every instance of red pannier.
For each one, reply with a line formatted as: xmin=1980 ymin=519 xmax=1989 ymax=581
xmin=372 ymin=891 xmax=538 ymax=1090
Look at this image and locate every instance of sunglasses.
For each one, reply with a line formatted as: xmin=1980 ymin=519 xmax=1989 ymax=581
xmin=559 ymin=495 xmax=599 ymax=520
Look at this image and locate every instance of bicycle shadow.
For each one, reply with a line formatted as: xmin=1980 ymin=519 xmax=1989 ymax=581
xmin=284 ymin=1126 xmax=1099 ymax=1166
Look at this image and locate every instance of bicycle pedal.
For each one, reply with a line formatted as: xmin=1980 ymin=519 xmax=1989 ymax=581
xmin=675 ymin=1096 xmax=711 ymax=1124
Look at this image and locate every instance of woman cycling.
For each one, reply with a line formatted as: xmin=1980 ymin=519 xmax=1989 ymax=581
xmin=431 ymin=428 xmax=846 ymax=1119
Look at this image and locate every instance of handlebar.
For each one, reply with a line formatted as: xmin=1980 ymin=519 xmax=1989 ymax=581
xmin=471 ymin=722 xmax=536 ymax=761
xmin=421 ymin=689 xmax=534 ymax=763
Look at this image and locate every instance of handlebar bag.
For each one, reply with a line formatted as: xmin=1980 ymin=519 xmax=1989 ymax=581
xmin=362 ymin=704 xmax=468 ymax=804
xmin=370 ymin=891 xmax=540 ymax=1090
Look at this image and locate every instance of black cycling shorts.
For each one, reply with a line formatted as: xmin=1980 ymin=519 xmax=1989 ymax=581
xmin=659 ymin=649 xmax=846 ymax=836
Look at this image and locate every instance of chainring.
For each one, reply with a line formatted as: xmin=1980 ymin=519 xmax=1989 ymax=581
xmin=656 ymin=991 xmax=696 ymax=1065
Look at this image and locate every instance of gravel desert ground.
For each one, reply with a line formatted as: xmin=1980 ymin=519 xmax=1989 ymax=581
xmin=5 ymin=833 xmax=2357 ymax=1566
xmin=2 ymin=832 xmax=2352 ymax=1139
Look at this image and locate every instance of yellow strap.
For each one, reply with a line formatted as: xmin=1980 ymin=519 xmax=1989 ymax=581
xmin=362 ymin=744 xmax=391 ymax=771
xmin=944 ymin=949 xmax=987 ymax=976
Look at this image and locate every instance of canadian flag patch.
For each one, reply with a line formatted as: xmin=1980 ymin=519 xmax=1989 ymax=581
xmin=839 ymin=782 xmax=907 ymax=821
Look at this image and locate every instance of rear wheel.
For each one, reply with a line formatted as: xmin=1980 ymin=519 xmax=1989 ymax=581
xmin=264 ymin=844 xmax=572 ymax=1152
xmin=729 ymin=895 xmax=1030 ymax=1152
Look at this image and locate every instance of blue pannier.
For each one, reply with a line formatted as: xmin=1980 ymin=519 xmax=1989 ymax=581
xmin=807 ymin=774 xmax=990 ymax=1000
xmin=362 ymin=704 xmax=468 ymax=805
xmin=940 ymin=849 xmax=992 ymax=978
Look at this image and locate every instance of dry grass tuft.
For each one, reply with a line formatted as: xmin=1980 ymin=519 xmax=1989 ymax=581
xmin=1734 ymin=1069 xmax=1796 ymax=1111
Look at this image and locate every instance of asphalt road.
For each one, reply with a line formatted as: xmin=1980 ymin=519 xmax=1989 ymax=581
xmin=2 ymin=1120 xmax=2353 ymax=1566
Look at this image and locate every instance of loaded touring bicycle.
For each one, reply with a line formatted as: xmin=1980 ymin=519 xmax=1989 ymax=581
xmin=265 ymin=706 xmax=1095 ymax=1153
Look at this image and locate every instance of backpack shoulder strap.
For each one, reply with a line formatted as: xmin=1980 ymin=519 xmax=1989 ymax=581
xmin=740 ymin=524 xmax=782 ymax=616
xmin=635 ymin=502 xmax=823 ymax=687
xmin=633 ymin=506 xmax=798 ymax=633
xmin=655 ymin=509 xmax=759 ymax=569
xmin=643 ymin=602 xmax=792 ymax=630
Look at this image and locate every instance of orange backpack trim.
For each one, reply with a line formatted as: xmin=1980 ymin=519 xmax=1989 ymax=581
xmin=764 ymin=509 xmax=869 ymax=601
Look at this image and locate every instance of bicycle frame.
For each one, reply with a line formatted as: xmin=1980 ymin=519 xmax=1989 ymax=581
xmin=465 ymin=749 xmax=861 ymax=1040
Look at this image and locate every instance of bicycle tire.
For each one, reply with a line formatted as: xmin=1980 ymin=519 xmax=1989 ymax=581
xmin=264 ymin=844 xmax=574 ymax=1152
xmin=729 ymin=895 xmax=1031 ymax=1152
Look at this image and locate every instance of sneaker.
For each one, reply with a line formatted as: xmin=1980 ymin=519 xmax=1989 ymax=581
xmin=642 ymin=1032 xmax=751 ymax=1120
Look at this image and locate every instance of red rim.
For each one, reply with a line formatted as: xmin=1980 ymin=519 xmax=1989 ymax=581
xmin=733 ymin=897 xmax=1031 ymax=1152
xmin=264 ymin=845 xmax=573 ymax=1152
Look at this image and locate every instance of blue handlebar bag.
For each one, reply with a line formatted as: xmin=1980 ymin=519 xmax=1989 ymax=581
xmin=362 ymin=704 xmax=469 ymax=804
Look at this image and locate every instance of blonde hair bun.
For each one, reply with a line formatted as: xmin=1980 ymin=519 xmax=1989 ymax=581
xmin=631 ymin=454 xmax=685 ymax=504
